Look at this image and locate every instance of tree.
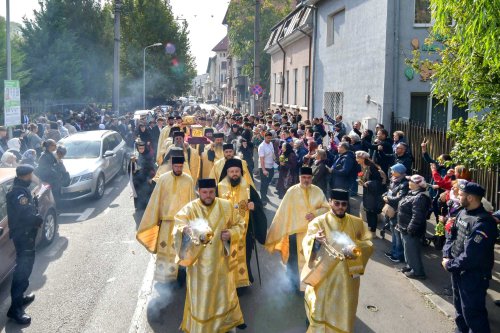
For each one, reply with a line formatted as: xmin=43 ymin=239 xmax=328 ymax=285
xmin=225 ymin=0 xmax=295 ymax=91
xmin=120 ymin=0 xmax=196 ymax=105
xmin=418 ymin=1 xmax=500 ymax=168
xmin=21 ymin=0 xmax=114 ymax=101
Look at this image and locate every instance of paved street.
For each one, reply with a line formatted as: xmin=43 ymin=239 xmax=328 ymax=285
xmin=0 ymin=174 xmax=467 ymax=333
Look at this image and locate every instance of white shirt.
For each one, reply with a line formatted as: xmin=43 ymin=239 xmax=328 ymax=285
xmin=258 ymin=141 xmax=275 ymax=169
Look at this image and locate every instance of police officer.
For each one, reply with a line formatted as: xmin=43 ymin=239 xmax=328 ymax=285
xmin=442 ymin=182 xmax=497 ymax=333
xmin=6 ymin=165 xmax=43 ymax=325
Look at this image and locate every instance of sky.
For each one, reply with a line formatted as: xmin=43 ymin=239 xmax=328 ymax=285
xmin=0 ymin=0 xmax=229 ymax=75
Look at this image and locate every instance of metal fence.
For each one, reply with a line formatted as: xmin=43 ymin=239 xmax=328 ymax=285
xmin=391 ymin=118 xmax=499 ymax=207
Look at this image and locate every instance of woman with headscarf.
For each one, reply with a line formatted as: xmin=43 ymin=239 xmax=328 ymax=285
xmin=136 ymin=123 xmax=153 ymax=149
xmin=276 ymin=142 xmax=298 ymax=199
xmin=7 ymin=138 xmax=23 ymax=162
xmin=0 ymin=151 xmax=17 ymax=168
xmin=129 ymin=141 xmax=156 ymax=210
xmin=238 ymin=138 xmax=254 ymax=176
xmin=20 ymin=149 xmax=38 ymax=168
xmin=360 ymin=129 xmax=374 ymax=154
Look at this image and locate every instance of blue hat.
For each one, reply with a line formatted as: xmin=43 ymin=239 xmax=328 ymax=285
xmin=459 ymin=181 xmax=485 ymax=197
xmin=390 ymin=163 xmax=407 ymax=174
xmin=16 ymin=164 xmax=34 ymax=177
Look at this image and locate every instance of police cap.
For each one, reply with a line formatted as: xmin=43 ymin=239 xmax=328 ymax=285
xmin=459 ymin=181 xmax=486 ymax=198
xmin=16 ymin=164 xmax=34 ymax=177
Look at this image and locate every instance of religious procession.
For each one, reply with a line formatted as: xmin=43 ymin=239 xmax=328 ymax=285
xmin=130 ymin=104 xmax=497 ymax=333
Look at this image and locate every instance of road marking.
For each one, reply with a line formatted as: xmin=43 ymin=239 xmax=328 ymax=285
xmin=128 ymin=255 xmax=155 ymax=333
xmin=44 ymin=237 xmax=67 ymax=257
xmin=59 ymin=213 xmax=82 ymax=217
xmin=76 ymin=208 xmax=95 ymax=222
xmin=104 ymin=187 xmax=114 ymax=195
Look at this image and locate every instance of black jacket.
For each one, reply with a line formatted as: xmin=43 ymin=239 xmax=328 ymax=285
xmin=386 ymin=176 xmax=409 ymax=209
xmin=394 ymin=152 xmax=413 ymax=174
xmin=35 ymin=151 xmax=59 ymax=184
xmin=6 ymin=178 xmax=42 ymax=239
xmin=397 ymin=189 xmax=431 ymax=237
xmin=331 ymin=151 xmax=357 ymax=191
xmin=371 ymin=139 xmax=394 ymax=174
xmin=362 ymin=164 xmax=384 ymax=213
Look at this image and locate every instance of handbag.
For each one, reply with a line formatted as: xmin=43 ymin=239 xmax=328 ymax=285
xmin=382 ymin=204 xmax=396 ymax=218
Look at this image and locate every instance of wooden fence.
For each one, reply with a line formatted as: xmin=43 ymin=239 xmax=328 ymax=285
xmin=391 ymin=118 xmax=499 ymax=207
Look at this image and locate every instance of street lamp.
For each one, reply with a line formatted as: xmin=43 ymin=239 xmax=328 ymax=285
xmin=143 ymin=43 xmax=163 ymax=109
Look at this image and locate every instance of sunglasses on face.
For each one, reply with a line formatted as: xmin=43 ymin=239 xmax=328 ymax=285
xmin=332 ymin=200 xmax=348 ymax=207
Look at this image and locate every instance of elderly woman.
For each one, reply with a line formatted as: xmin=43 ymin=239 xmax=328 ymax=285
xmin=382 ymin=163 xmax=409 ymax=262
xmin=276 ymin=142 xmax=298 ymax=199
xmin=355 ymin=150 xmax=384 ymax=234
xmin=0 ymin=151 xmax=17 ymax=168
xmin=20 ymin=149 xmax=38 ymax=167
xmin=312 ymin=149 xmax=329 ymax=196
xmin=396 ymin=174 xmax=431 ymax=280
xmin=7 ymin=138 xmax=23 ymax=162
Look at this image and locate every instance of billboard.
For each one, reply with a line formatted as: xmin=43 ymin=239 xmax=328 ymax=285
xmin=4 ymin=80 xmax=21 ymax=126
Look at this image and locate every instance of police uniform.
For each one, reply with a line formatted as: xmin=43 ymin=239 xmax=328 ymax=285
xmin=442 ymin=182 xmax=497 ymax=333
xmin=6 ymin=165 xmax=43 ymax=325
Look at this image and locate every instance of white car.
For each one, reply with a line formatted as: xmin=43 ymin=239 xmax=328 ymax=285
xmin=59 ymin=131 xmax=128 ymax=200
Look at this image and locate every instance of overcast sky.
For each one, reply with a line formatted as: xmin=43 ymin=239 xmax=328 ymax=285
xmin=0 ymin=0 xmax=229 ymax=74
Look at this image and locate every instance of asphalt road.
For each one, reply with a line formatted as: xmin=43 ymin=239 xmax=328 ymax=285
xmin=0 ymin=175 xmax=456 ymax=333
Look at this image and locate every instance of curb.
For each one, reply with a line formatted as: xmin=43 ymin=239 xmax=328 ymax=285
xmin=406 ymin=278 xmax=455 ymax=319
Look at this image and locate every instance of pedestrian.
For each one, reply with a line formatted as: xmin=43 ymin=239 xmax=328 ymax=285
xmin=7 ymin=138 xmax=23 ymax=162
xmin=371 ymin=129 xmax=394 ymax=176
xmin=265 ymin=167 xmax=330 ymax=291
xmin=258 ymin=131 xmax=276 ymax=204
xmin=53 ymin=145 xmax=71 ymax=201
xmin=382 ymin=163 xmax=409 ymax=262
xmin=276 ymin=142 xmax=298 ymax=199
xmin=394 ymin=142 xmax=413 ymax=173
xmin=0 ymin=151 xmax=18 ymax=168
xmin=442 ymin=182 xmax=497 ymax=333
xmin=6 ymin=165 xmax=43 ymax=325
xmin=130 ymin=141 xmax=156 ymax=210
xmin=355 ymin=151 xmax=384 ymax=234
xmin=397 ymin=174 xmax=431 ymax=280
xmin=35 ymin=140 xmax=59 ymax=188
xmin=57 ymin=120 xmax=69 ymax=139
xmin=311 ymin=149 xmax=329 ymax=196
xmin=238 ymin=138 xmax=254 ymax=176
xmin=20 ymin=149 xmax=38 ymax=168
xmin=330 ymin=142 xmax=358 ymax=196
xmin=25 ymin=124 xmax=43 ymax=155
xmin=43 ymin=122 xmax=61 ymax=142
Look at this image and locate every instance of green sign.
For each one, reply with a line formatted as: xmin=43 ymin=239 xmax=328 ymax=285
xmin=4 ymin=80 xmax=21 ymax=126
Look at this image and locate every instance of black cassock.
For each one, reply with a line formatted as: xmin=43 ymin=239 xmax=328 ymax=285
xmin=246 ymin=186 xmax=267 ymax=283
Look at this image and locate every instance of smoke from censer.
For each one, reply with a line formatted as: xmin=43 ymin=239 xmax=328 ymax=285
xmin=147 ymin=282 xmax=174 ymax=321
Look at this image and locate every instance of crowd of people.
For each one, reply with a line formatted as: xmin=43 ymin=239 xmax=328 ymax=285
xmin=4 ymin=103 xmax=498 ymax=332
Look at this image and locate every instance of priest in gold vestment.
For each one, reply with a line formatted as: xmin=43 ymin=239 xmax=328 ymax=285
xmin=200 ymin=132 xmax=225 ymax=179
xmin=173 ymin=178 xmax=246 ymax=333
xmin=210 ymin=143 xmax=255 ymax=188
xmin=217 ymin=159 xmax=267 ymax=287
xmin=265 ymin=167 xmax=330 ymax=291
xmin=136 ymin=156 xmax=196 ymax=283
xmin=302 ymin=189 xmax=373 ymax=333
xmin=156 ymin=125 xmax=180 ymax=164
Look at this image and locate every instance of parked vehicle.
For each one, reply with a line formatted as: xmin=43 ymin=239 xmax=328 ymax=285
xmin=0 ymin=168 xmax=58 ymax=284
xmin=59 ymin=131 xmax=128 ymax=200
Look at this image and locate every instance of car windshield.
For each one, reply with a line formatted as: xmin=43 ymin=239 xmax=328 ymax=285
xmin=63 ymin=140 xmax=101 ymax=159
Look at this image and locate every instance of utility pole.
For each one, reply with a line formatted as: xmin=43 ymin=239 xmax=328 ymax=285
xmin=6 ymin=0 xmax=11 ymax=80
xmin=112 ymin=0 xmax=122 ymax=113
xmin=252 ymin=0 xmax=261 ymax=115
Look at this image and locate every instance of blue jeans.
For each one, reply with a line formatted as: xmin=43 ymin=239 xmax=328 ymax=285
xmin=388 ymin=217 xmax=404 ymax=260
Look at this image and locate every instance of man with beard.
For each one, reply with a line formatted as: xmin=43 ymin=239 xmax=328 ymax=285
xmin=161 ymin=131 xmax=200 ymax=184
xmin=265 ymin=167 xmax=330 ymax=291
xmin=302 ymin=189 xmax=373 ymax=332
xmin=210 ymin=143 xmax=255 ymax=188
xmin=200 ymin=132 xmax=225 ymax=178
xmin=173 ymin=179 xmax=246 ymax=332
xmin=137 ymin=156 xmax=195 ymax=283
xmin=217 ymin=159 xmax=267 ymax=287
xmin=157 ymin=116 xmax=175 ymax=150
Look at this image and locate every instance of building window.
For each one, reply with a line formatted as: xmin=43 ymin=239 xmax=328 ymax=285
xmin=221 ymin=61 xmax=227 ymax=70
xmin=285 ymin=71 xmax=290 ymax=104
xmin=410 ymin=94 xmax=429 ymax=125
xmin=293 ymin=68 xmax=298 ymax=105
xmin=324 ymin=92 xmax=344 ymax=118
xmin=414 ymin=0 xmax=432 ymax=25
xmin=327 ymin=9 xmax=345 ymax=47
xmin=273 ymin=73 xmax=277 ymax=102
xmin=410 ymin=93 xmax=468 ymax=128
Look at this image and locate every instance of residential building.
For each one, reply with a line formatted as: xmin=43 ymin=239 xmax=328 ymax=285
xmin=303 ymin=0 xmax=466 ymax=129
xmin=211 ymin=35 xmax=229 ymax=104
xmin=265 ymin=4 xmax=313 ymax=119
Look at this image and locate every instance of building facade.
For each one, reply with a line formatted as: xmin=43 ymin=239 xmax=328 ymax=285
xmin=211 ymin=35 xmax=229 ymax=104
xmin=265 ymin=4 xmax=313 ymax=119
xmin=299 ymin=0 xmax=466 ymax=129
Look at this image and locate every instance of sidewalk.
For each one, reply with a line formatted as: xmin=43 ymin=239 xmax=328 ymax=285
xmin=348 ymin=192 xmax=500 ymax=329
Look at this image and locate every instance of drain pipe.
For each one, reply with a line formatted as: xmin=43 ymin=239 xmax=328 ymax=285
xmin=392 ymin=0 xmax=401 ymax=126
xmin=277 ymin=40 xmax=286 ymax=107
xmin=298 ymin=27 xmax=312 ymax=120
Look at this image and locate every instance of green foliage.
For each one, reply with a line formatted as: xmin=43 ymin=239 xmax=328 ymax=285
xmin=425 ymin=0 xmax=500 ymax=167
xmin=226 ymin=0 xmax=295 ymax=90
xmin=120 ymin=0 xmax=196 ymax=102
xmin=21 ymin=0 xmax=114 ymax=101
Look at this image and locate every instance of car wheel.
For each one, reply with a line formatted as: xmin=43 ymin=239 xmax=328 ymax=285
xmin=94 ymin=174 xmax=105 ymax=200
xmin=41 ymin=210 xmax=57 ymax=246
xmin=120 ymin=155 xmax=128 ymax=175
